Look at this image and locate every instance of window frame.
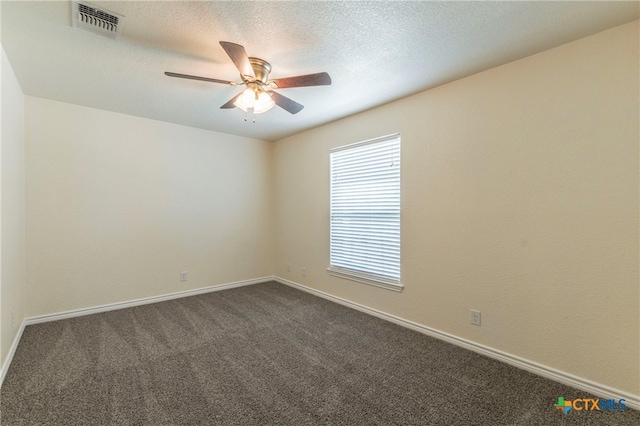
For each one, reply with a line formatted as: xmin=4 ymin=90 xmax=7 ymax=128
xmin=327 ymin=133 xmax=402 ymax=292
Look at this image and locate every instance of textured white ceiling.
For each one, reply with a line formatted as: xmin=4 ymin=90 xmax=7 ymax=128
xmin=2 ymin=1 xmax=638 ymax=141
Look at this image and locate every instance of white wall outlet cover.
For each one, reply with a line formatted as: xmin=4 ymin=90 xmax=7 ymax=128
xmin=470 ymin=310 xmax=481 ymax=326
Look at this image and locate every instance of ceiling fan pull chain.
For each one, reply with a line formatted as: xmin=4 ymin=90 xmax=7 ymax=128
xmin=243 ymin=110 xmax=257 ymax=123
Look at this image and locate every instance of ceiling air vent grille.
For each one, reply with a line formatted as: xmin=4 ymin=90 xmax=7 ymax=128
xmin=72 ymin=1 xmax=125 ymax=40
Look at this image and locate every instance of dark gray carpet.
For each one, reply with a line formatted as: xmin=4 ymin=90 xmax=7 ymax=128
xmin=1 ymin=281 xmax=638 ymax=425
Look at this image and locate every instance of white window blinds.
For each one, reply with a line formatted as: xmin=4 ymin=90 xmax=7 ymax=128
xmin=329 ymin=134 xmax=401 ymax=290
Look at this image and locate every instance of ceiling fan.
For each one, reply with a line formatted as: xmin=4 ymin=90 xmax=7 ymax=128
xmin=165 ymin=41 xmax=332 ymax=116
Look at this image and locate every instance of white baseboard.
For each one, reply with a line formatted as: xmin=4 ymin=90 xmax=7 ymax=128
xmin=0 ymin=319 xmax=26 ymax=388
xmin=274 ymin=276 xmax=640 ymax=411
xmin=25 ymin=276 xmax=271 ymax=326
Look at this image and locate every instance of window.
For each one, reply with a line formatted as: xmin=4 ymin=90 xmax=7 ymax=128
xmin=328 ymin=133 xmax=401 ymax=291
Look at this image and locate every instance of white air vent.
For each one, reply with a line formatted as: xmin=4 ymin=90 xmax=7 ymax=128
xmin=72 ymin=1 xmax=125 ymax=40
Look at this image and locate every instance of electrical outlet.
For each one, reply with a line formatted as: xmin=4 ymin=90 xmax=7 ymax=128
xmin=287 ymin=263 xmax=291 ymax=273
xmin=470 ymin=310 xmax=481 ymax=326
xmin=11 ymin=311 xmax=15 ymax=329
xmin=180 ymin=271 xmax=188 ymax=282
xmin=302 ymin=267 xmax=307 ymax=277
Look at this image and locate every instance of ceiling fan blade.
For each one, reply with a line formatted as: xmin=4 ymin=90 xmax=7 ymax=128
xmin=164 ymin=72 xmax=232 ymax=85
xmin=219 ymin=41 xmax=255 ymax=79
xmin=270 ymin=72 xmax=331 ymax=89
xmin=220 ymin=92 xmax=242 ymax=109
xmin=270 ymin=91 xmax=304 ymax=114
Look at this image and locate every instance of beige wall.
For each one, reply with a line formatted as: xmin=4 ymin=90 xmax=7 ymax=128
xmin=1 ymin=48 xmax=26 ymax=369
xmin=25 ymin=98 xmax=274 ymax=317
xmin=274 ymin=21 xmax=639 ymax=394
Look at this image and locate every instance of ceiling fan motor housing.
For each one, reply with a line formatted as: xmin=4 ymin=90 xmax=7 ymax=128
xmin=248 ymin=57 xmax=271 ymax=83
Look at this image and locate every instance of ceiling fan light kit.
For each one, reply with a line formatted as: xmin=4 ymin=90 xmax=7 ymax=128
xmin=165 ymin=41 xmax=331 ymax=119
xmin=235 ymin=89 xmax=275 ymax=114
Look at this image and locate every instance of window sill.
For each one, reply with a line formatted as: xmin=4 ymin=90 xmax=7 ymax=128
xmin=327 ymin=267 xmax=403 ymax=292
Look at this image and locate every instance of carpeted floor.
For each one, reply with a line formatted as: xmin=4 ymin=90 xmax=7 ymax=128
xmin=1 ymin=281 xmax=638 ymax=425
